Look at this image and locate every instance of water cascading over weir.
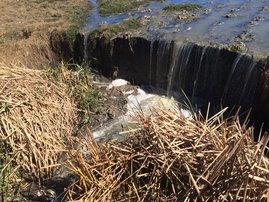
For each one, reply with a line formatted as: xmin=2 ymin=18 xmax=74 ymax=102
xmin=74 ymin=34 xmax=269 ymax=137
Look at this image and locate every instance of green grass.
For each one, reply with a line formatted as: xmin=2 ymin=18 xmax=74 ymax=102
xmin=65 ymin=26 xmax=80 ymax=41
xmin=97 ymin=0 xmax=149 ymax=15
xmin=0 ymin=142 xmax=13 ymax=202
xmin=89 ymin=18 xmax=142 ymax=40
xmin=163 ymin=3 xmax=201 ymax=12
xmin=48 ymin=64 xmax=103 ymax=127
xmin=65 ymin=4 xmax=93 ymax=40
xmin=68 ymin=4 xmax=93 ymax=27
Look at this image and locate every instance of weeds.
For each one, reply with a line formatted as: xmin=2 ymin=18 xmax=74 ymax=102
xmin=97 ymin=0 xmax=148 ymax=15
xmin=88 ymin=18 xmax=142 ymax=40
xmin=163 ymin=3 xmax=201 ymax=12
xmin=97 ymin=0 xmax=164 ymax=15
xmin=48 ymin=63 xmax=102 ymax=127
xmin=65 ymin=27 xmax=80 ymax=41
xmin=0 ymin=142 xmax=12 ymax=202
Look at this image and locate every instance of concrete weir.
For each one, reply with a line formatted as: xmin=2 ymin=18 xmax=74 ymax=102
xmin=76 ymin=34 xmax=269 ymax=136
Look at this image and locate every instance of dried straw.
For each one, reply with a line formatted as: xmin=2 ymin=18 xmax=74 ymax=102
xmin=0 ymin=63 xmax=77 ymax=181
xmin=67 ymin=107 xmax=269 ymax=201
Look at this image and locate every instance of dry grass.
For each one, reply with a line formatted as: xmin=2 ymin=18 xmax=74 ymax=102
xmin=0 ymin=0 xmax=91 ymax=66
xmin=0 ymin=63 xmax=78 ymax=181
xmin=66 ymin=107 xmax=269 ymax=201
xmin=0 ymin=34 xmax=57 ymax=68
xmin=0 ymin=0 xmax=90 ymax=40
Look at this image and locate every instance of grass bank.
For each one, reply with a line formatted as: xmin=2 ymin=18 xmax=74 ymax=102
xmin=97 ymin=0 xmax=148 ymax=15
xmin=163 ymin=3 xmax=201 ymax=12
xmin=89 ymin=18 xmax=143 ymax=40
xmin=97 ymin=0 xmax=163 ymax=15
xmin=0 ymin=0 xmax=92 ymax=66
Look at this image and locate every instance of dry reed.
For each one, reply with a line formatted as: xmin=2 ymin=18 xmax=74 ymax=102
xmin=66 ymin=107 xmax=269 ymax=201
xmin=0 ymin=63 xmax=77 ymax=181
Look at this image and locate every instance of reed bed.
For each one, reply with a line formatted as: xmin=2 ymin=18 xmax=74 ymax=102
xmin=0 ymin=63 xmax=77 ymax=181
xmin=67 ymin=107 xmax=269 ymax=201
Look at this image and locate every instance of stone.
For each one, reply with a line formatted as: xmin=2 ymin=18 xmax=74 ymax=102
xmin=217 ymin=4 xmax=225 ymax=8
xmin=250 ymin=21 xmax=258 ymax=26
xmin=234 ymin=31 xmax=254 ymax=42
xmin=230 ymin=8 xmax=240 ymax=13
xmin=225 ymin=13 xmax=237 ymax=18
xmin=204 ymin=8 xmax=212 ymax=14
xmin=254 ymin=16 xmax=267 ymax=21
xmin=175 ymin=10 xmax=199 ymax=22
xmin=260 ymin=6 xmax=269 ymax=12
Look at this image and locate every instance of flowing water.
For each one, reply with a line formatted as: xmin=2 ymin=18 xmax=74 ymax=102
xmin=152 ymin=39 xmax=260 ymax=110
xmin=84 ymin=0 xmax=269 ymax=55
xmin=81 ymin=0 xmax=267 ymax=136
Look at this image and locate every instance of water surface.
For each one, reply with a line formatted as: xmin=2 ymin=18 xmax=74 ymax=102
xmin=84 ymin=0 xmax=269 ymax=55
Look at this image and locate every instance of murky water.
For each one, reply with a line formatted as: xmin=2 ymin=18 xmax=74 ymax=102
xmin=84 ymin=0 xmax=269 ymax=55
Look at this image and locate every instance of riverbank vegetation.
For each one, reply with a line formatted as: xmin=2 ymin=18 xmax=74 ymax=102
xmin=88 ymin=18 xmax=143 ymax=40
xmin=97 ymin=0 xmax=145 ymax=15
xmin=97 ymin=0 xmax=163 ymax=15
xmin=163 ymin=3 xmax=202 ymax=12
xmin=0 ymin=0 xmax=92 ymax=66
xmin=97 ymin=0 xmax=149 ymax=15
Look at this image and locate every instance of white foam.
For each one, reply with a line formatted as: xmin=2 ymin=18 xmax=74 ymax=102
xmin=137 ymin=88 xmax=146 ymax=95
xmin=180 ymin=108 xmax=192 ymax=118
xmin=107 ymin=79 xmax=129 ymax=90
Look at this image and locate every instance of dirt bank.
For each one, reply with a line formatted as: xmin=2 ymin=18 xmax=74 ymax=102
xmin=0 ymin=0 xmax=91 ymax=67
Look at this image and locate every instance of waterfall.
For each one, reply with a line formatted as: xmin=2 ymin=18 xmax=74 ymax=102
xmin=192 ymin=46 xmax=208 ymax=101
xmin=239 ymin=60 xmax=258 ymax=104
xmin=87 ymin=36 xmax=265 ymax=129
xmin=176 ymin=43 xmax=194 ymax=91
xmin=83 ymin=32 xmax=89 ymax=64
xmin=149 ymin=41 xmax=154 ymax=85
xmin=166 ymin=41 xmax=182 ymax=96
xmin=221 ymin=54 xmax=259 ymax=108
xmin=156 ymin=39 xmax=172 ymax=88
xmin=153 ymin=40 xmax=260 ymax=112
xmin=222 ymin=54 xmax=243 ymax=103
xmin=148 ymin=39 xmax=260 ymax=111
